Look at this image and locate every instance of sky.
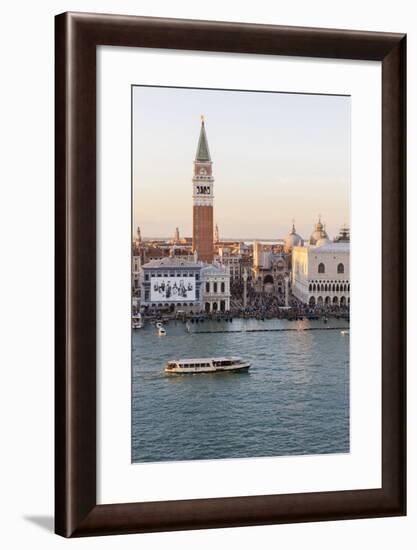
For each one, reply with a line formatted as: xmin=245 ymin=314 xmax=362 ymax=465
xmin=132 ymin=85 xmax=350 ymax=240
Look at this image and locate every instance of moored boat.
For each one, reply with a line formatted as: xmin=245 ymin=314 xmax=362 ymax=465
xmin=132 ymin=313 xmax=144 ymax=329
xmin=165 ymin=356 xmax=250 ymax=374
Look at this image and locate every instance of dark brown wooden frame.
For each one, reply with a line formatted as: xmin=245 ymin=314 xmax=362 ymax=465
xmin=55 ymin=11 xmax=406 ymax=537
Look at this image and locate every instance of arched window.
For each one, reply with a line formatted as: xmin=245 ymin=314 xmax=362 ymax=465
xmin=336 ymin=284 xmax=340 ymax=292
xmin=221 ymin=282 xmax=225 ymax=293
xmin=213 ymin=282 xmax=218 ymax=293
xmin=321 ymin=283 xmax=324 ymax=291
xmin=206 ymin=282 xmax=210 ymax=293
xmin=324 ymin=284 xmax=328 ymax=291
xmin=337 ymin=263 xmax=344 ymax=274
xmin=318 ymin=262 xmax=325 ymax=274
xmin=313 ymin=284 xmax=316 ymax=291
xmin=332 ymin=284 xmax=335 ymax=291
xmin=309 ymin=284 xmax=312 ymax=292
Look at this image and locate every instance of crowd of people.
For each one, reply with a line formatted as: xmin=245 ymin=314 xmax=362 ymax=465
xmin=229 ymin=283 xmax=349 ymax=320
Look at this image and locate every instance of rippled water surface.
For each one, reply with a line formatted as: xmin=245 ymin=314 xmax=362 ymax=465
xmin=132 ymin=318 xmax=350 ymax=462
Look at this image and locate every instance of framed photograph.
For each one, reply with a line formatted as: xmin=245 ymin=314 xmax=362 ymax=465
xmin=55 ymin=12 xmax=406 ymax=537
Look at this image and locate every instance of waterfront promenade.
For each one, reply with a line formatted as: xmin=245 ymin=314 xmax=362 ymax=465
xmin=135 ymin=292 xmax=349 ymax=324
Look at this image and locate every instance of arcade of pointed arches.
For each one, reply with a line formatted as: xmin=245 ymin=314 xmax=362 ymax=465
xmin=309 ymin=295 xmax=349 ymax=307
xmin=307 ymin=276 xmax=349 ymax=307
xmin=308 ymin=280 xmax=350 ymax=293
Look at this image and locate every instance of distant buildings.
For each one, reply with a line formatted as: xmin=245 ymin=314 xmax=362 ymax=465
xmin=173 ymin=227 xmax=180 ymax=244
xmin=132 ymin=226 xmax=145 ymax=304
xmin=132 ymin=255 xmax=141 ymax=294
xmin=217 ymin=247 xmax=242 ymax=281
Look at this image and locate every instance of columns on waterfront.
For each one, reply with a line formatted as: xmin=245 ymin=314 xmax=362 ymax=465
xmin=243 ymin=269 xmax=248 ymax=309
xmin=284 ymin=275 xmax=289 ymax=307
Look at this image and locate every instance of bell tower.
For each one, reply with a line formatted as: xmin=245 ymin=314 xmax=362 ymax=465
xmin=192 ymin=116 xmax=214 ymax=263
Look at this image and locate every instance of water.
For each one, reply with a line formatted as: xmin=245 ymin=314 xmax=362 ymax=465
xmin=132 ymin=318 xmax=350 ymax=463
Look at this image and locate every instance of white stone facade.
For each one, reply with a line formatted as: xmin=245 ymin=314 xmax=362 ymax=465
xmin=201 ymin=264 xmax=231 ymax=312
xmin=292 ymin=242 xmax=350 ymax=307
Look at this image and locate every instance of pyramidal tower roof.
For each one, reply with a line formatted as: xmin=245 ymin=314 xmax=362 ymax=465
xmin=195 ymin=116 xmax=211 ymax=162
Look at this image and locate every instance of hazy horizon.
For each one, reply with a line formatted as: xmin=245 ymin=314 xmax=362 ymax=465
xmin=133 ymin=86 xmax=350 ymax=240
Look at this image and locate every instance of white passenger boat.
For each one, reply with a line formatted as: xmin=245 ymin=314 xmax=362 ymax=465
xmin=132 ymin=313 xmax=144 ymax=329
xmin=340 ymin=329 xmax=349 ymax=335
xmin=165 ymin=357 xmax=250 ymax=374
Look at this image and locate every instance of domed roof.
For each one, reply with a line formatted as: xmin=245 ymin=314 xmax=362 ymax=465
xmin=316 ymin=237 xmax=331 ymax=247
xmin=310 ymin=218 xmax=328 ymax=245
xmin=284 ymin=223 xmax=303 ymax=252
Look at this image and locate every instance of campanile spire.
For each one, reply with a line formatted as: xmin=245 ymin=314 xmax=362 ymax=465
xmin=195 ymin=116 xmax=211 ymax=162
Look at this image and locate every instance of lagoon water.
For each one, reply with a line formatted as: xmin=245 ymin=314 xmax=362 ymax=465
xmin=132 ymin=318 xmax=350 ymax=463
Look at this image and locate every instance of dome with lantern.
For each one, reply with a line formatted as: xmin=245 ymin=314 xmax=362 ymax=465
xmin=284 ymin=223 xmax=304 ymax=253
xmin=310 ymin=217 xmax=329 ymax=245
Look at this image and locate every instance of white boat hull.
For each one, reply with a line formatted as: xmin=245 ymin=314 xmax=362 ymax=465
xmin=132 ymin=314 xmax=144 ymax=329
xmin=165 ymin=362 xmax=250 ymax=374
